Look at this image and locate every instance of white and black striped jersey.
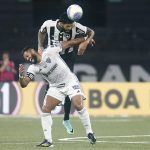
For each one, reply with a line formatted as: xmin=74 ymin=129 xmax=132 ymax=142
xmin=26 ymin=45 xmax=77 ymax=86
xmin=40 ymin=19 xmax=87 ymax=55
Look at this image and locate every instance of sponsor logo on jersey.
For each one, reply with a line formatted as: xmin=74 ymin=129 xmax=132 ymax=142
xmin=63 ymin=33 xmax=71 ymax=39
xmin=42 ymin=63 xmax=58 ymax=77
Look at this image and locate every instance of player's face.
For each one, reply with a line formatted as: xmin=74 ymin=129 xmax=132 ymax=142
xmin=23 ymin=50 xmax=37 ymax=64
xmin=63 ymin=23 xmax=74 ymax=31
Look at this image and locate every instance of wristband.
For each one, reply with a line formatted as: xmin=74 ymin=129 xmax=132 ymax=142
xmin=19 ymin=74 xmax=24 ymax=79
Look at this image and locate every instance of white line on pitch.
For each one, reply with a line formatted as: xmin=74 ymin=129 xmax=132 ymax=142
xmin=1 ymin=140 xmax=150 ymax=145
xmin=59 ymin=134 xmax=150 ymax=141
xmin=73 ymin=119 xmax=144 ymax=122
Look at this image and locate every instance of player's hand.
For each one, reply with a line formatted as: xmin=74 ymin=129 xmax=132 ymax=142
xmin=77 ymin=41 xmax=88 ymax=55
xmin=19 ymin=64 xmax=25 ymax=76
xmin=90 ymin=39 xmax=95 ymax=46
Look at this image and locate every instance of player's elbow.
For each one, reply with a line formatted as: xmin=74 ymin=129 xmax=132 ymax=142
xmin=22 ymin=85 xmax=27 ymax=88
xmin=19 ymin=82 xmax=28 ymax=88
xmin=20 ymin=84 xmax=27 ymax=88
xmin=90 ymin=29 xmax=95 ymax=37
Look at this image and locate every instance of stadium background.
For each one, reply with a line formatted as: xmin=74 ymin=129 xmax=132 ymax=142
xmin=1 ymin=0 xmax=150 ymax=116
xmin=1 ymin=1 xmax=150 ymax=150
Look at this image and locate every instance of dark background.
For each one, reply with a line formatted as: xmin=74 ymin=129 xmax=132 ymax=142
xmin=0 ymin=0 xmax=150 ymax=81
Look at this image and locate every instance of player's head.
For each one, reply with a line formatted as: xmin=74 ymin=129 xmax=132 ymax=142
xmin=21 ymin=47 xmax=38 ymax=64
xmin=58 ymin=12 xmax=74 ymax=32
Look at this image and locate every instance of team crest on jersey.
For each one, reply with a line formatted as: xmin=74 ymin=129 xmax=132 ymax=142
xmin=64 ymin=33 xmax=71 ymax=39
xmin=46 ymin=57 xmax=51 ymax=63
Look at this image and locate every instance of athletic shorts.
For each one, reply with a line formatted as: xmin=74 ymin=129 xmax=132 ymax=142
xmin=45 ymin=80 xmax=84 ymax=103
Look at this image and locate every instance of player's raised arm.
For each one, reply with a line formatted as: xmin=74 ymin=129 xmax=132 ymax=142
xmin=86 ymin=27 xmax=95 ymax=44
xmin=19 ymin=64 xmax=31 ymax=88
xmin=77 ymin=27 xmax=95 ymax=55
xmin=38 ymin=28 xmax=47 ymax=55
xmin=61 ymin=37 xmax=85 ymax=50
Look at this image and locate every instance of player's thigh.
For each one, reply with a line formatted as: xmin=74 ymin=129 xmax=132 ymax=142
xmin=46 ymin=87 xmax=65 ymax=102
xmin=71 ymin=95 xmax=83 ymax=111
xmin=67 ymin=81 xmax=83 ymax=100
xmin=42 ymin=95 xmax=60 ymax=113
xmin=67 ymin=81 xmax=84 ymax=110
xmin=43 ymin=87 xmax=65 ymax=112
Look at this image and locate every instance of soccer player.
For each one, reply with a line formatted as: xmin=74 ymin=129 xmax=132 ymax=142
xmin=38 ymin=12 xmax=95 ymax=134
xmin=19 ymin=37 xmax=96 ymax=147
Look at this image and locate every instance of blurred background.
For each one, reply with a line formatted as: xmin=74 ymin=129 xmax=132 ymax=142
xmin=0 ymin=0 xmax=150 ymax=82
xmin=0 ymin=0 xmax=150 ymax=116
xmin=1 ymin=1 xmax=150 ymax=149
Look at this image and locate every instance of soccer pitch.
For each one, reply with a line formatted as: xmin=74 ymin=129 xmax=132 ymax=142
xmin=0 ymin=117 xmax=150 ymax=150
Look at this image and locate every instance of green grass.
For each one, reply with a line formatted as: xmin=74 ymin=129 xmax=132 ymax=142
xmin=1 ymin=116 xmax=150 ymax=150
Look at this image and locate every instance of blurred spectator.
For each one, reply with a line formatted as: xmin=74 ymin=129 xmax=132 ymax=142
xmin=0 ymin=52 xmax=17 ymax=81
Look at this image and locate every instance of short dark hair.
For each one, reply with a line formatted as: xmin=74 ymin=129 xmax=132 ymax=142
xmin=21 ymin=46 xmax=32 ymax=57
xmin=59 ymin=12 xmax=74 ymax=24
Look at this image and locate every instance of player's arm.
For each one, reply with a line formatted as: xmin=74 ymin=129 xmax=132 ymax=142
xmin=19 ymin=64 xmax=31 ymax=88
xmin=38 ymin=28 xmax=47 ymax=55
xmin=77 ymin=25 xmax=95 ymax=55
xmin=61 ymin=37 xmax=85 ymax=49
xmin=86 ymin=27 xmax=95 ymax=45
xmin=78 ymin=28 xmax=95 ymax=55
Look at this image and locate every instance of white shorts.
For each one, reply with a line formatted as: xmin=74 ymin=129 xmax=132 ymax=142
xmin=45 ymin=80 xmax=84 ymax=103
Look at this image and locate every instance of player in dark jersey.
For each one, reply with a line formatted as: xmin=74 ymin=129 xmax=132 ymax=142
xmin=38 ymin=12 xmax=95 ymax=134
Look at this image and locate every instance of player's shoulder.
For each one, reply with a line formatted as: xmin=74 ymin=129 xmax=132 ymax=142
xmin=42 ymin=19 xmax=57 ymax=26
xmin=43 ymin=44 xmax=62 ymax=55
xmin=73 ymin=22 xmax=87 ymax=33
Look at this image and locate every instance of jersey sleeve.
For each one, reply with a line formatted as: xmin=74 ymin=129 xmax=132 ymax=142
xmin=26 ymin=65 xmax=38 ymax=80
xmin=40 ymin=20 xmax=51 ymax=33
xmin=46 ymin=44 xmax=63 ymax=54
xmin=75 ymin=22 xmax=87 ymax=35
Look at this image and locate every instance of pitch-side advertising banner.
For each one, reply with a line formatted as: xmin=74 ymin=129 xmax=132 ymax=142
xmin=0 ymin=82 xmax=150 ymax=116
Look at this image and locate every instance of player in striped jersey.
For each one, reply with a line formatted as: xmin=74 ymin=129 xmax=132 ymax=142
xmin=38 ymin=12 xmax=95 ymax=134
